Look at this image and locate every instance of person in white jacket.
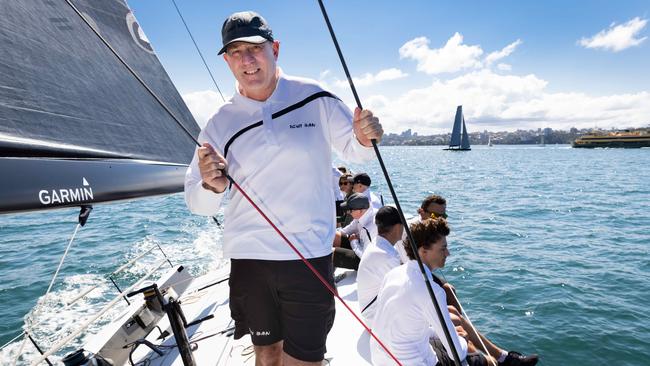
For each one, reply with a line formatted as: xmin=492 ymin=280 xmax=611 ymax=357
xmin=356 ymin=205 xmax=403 ymax=323
xmin=332 ymin=193 xmax=375 ymax=271
xmin=183 ymin=11 xmax=383 ymax=366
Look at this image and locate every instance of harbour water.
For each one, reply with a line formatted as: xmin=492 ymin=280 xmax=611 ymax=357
xmin=1 ymin=145 xmax=649 ymax=365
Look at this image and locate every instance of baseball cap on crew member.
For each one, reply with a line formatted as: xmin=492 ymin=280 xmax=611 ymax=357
xmin=340 ymin=193 xmax=370 ymax=210
xmin=352 ymin=173 xmax=371 ymax=187
xmin=375 ymin=206 xmax=402 ymax=227
xmin=218 ymin=11 xmax=274 ymax=55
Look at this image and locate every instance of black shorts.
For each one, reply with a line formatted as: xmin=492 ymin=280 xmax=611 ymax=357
xmin=229 ymin=254 xmax=336 ymax=362
xmin=333 ymin=247 xmax=359 ymax=270
xmin=432 ymin=338 xmax=487 ymax=366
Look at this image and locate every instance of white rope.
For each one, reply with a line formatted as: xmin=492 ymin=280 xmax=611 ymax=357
xmin=67 ymin=245 xmax=161 ymax=306
xmin=11 ymin=223 xmax=82 ymax=365
xmin=9 ymin=332 xmax=28 ymax=366
xmin=0 ymin=331 xmax=26 ymax=351
xmin=46 ymin=224 xmax=81 ymax=295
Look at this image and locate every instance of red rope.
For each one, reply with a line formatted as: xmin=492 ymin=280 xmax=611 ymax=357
xmin=229 ymin=178 xmax=402 ymax=366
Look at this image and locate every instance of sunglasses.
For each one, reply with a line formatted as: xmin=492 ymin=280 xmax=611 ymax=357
xmin=429 ymin=212 xmax=448 ymax=219
xmin=339 ymin=181 xmax=352 ymax=186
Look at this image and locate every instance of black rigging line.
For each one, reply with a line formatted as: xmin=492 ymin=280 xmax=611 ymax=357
xmin=170 ymin=0 xmax=226 ymax=102
xmin=316 ymin=1 xmax=463 ymax=365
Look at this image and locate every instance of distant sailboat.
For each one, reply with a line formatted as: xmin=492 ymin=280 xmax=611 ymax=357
xmin=444 ymin=105 xmax=471 ymax=151
xmin=488 ymin=135 xmax=493 ymax=147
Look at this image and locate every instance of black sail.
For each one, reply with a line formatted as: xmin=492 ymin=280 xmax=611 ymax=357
xmin=448 ymin=106 xmax=463 ymax=147
xmin=0 ymin=0 xmax=201 ymax=213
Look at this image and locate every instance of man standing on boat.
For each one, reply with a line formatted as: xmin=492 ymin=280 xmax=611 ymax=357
xmin=184 ymin=11 xmax=382 ymax=366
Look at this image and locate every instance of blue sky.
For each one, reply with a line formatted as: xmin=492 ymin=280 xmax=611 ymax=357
xmin=129 ymin=0 xmax=650 ymax=134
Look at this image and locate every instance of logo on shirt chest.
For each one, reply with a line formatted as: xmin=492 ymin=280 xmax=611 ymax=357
xmin=289 ymin=122 xmax=316 ymax=129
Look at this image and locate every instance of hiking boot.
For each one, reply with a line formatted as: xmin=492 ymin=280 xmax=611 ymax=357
xmin=499 ymin=351 xmax=539 ymax=366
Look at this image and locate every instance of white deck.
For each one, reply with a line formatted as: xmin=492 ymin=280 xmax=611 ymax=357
xmin=106 ymin=267 xmax=372 ymax=365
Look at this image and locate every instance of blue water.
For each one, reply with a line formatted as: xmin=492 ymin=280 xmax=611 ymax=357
xmin=1 ymin=145 xmax=649 ymax=365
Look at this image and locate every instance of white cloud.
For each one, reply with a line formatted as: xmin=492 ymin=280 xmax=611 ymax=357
xmin=497 ymin=63 xmax=512 ymax=71
xmin=184 ymin=64 xmax=650 ymax=137
xmin=399 ymin=33 xmax=483 ymax=74
xmin=334 ymin=68 xmax=408 ymax=88
xmin=579 ymin=17 xmax=648 ymax=52
xmin=365 ymin=70 xmax=650 ymax=134
xmin=485 ymin=39 xmax=522 ymax=65
xmin=182 ymin=90 xmax=227 ymax=128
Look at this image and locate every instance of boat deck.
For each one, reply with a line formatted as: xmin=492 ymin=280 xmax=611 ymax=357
xmin=115 ymin=267 xmax=370 ymax=365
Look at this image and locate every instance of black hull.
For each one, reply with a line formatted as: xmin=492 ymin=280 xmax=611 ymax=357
xmin=0 ymin=158 xmax=187 ymax=214
xmin=443 ymin=148 xmax=472 ymax=151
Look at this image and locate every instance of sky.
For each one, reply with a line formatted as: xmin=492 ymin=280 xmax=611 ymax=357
xmin=128 ymin=0 xmax=650 ymax=134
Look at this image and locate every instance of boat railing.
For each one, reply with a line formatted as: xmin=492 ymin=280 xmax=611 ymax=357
xmin=67 ymin=244 xmax=170 ymax=306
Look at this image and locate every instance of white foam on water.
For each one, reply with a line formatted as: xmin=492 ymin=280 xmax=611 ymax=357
xmin=1 ymin=273 xmax=129 ymax=365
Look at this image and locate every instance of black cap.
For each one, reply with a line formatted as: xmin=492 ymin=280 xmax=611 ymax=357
xmin=375 ymin=206 xmax=402 ymax=227
xmin=340 ymin=193 xmax=370 ymax=210
xmin=218 ymin=11 xmax=274 ymax=55
xmin=353 ymin=173 xmax=371 ymax=187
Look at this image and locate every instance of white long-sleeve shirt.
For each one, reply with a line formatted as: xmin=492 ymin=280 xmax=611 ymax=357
xmin=332 ymin=167 xmax=345 ymax=201
xmin=370 ymin=261 xmax=468 ymax=366
xmin=185 ymin=72 xmax=374 ymax=260
xmin=361 ymin=188 xmax=383 ymax=210
xmin=356 ymin=235 xmax=401 ymax=323
xmin=339 ymin=206 xmax=377 ymax=258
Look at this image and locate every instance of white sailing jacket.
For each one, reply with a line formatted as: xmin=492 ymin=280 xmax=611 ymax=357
xmin=185 ymin=72 xmax=374 ymax=260
xmin=370 ymin=261 xmax=468 ymax=366
xmin=356 ymin=235 xmax=401 ymax=323
xmin=361 ymin=188 xmax=383 ymax=210
xmin=396 ymin=216 xmax=422 ymax=264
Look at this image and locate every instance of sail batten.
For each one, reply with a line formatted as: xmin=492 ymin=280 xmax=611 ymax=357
xmin=1 ymin=1 xmax=201 ymax=213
